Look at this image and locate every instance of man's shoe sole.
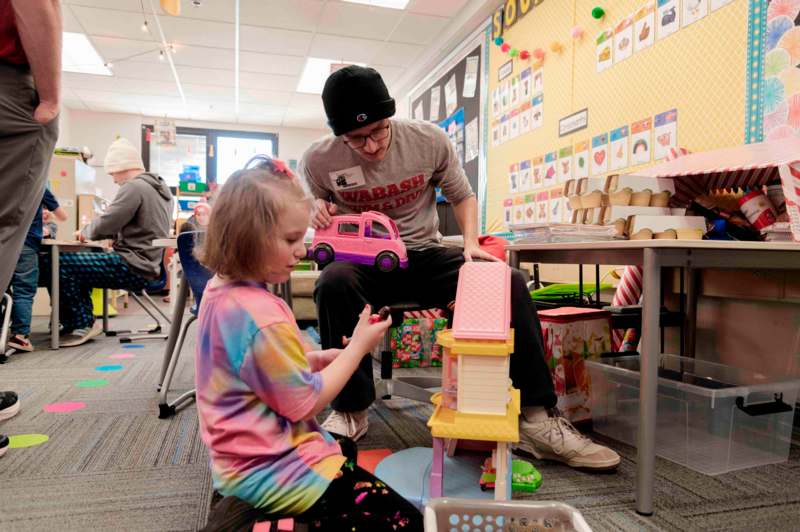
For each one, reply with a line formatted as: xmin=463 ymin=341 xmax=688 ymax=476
xmin=513 ymin=441 xmax=620 ymax=471
xmin=0 ymin=399 xmax=20 ymax=422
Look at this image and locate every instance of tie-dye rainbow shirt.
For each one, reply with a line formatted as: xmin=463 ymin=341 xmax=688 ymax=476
xmin=195 ymin=280 xmax=345 ymax=514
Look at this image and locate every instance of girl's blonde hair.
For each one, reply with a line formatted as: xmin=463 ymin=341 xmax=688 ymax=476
xmin=197 ymin=158 xmax=311 ymax=281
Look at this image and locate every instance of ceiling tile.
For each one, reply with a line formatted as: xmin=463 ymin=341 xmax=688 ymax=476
xmin=282 ymin=111 xmax=327 ymax=129
xmin=182 ymin=83 xmax=236 ymax=100
xmin=318 ymin=2 xmax=401 ymax=41
xmin=408 ymin=0 xmax=469 ymax=17
xmin=240 ymin=0 xmax=325 ymax=32
xmin=63 ymin=98 xmax=89 ymax=110
xmin=156 ymin=16 xmax=235 ymax=49
xmin=111 ymin=61 xmax=175 ymax=81
xmin=78 ymin=89 xmax=139 ymax=105
xmin=63 ymin=0 xmax=142 ymax=12
xmin=370 ymin=64 xmax=405 ymax=85
xmin=161 ymin=44 xmax=235 ymax=70
xmin=237 ymin=114 xmax=285 ymax=127
xmin=239 ymin=51 xmax=305 ymax=76
xmin=308 ymin=34 xmax=381 ymax=64
xmin=239 ymin=88 xmax=294 ymax=107
xmin=84 ymin=101 xmax=142 ymax=115
xmin=389 ymin=13 xmax=450 ymax=45
xmin=90 ymin=36 xmax=161 ymax=64
xmin=175 ymin=0 xmax=236 ymax=23
xmin=370 ymin=41 xmax=425 ymax=67
xmin=239 ymin=71 xmax=297 ymax=92
xmin=62 ymin=5 xmax=86 ymax=33
xmin=70 ymin=6 xmax=157 ymax=40
xmin=176 ymin=66 xmax=235 ymax=87
xmin=239 ymin=25 xmax=313 ymax=56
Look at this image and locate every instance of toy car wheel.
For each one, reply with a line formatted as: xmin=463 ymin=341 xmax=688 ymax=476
xmin=313 ymin=244 xmax=334 ymax=267
xmin=375 ymin=251 xmax=399 ymax=272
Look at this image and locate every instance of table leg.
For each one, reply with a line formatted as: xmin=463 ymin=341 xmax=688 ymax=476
xmin=158 ymin=271 xmax=188 ymax=390
xmin=494 ymin=443 xmax=510 ymax=501
xmin=102 ymin=288 xmax=109 ymax=333
xmin=430 ymin=437 xmax=444 ymax=498
xmin=637 ymin=248 xmax=660 ymax=516
xmin=685 ymin=268 xmax=699 ymax=358
xmin=50 ymin=244 xmax=59 ymax=350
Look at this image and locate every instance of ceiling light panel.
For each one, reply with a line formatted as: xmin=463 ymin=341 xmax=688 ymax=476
xmin=62 ymin=32 xmax=112 ymax=76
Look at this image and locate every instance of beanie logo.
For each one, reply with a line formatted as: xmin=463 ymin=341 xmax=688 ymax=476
xmin=356 ymin=113 xmax=368 ymax=122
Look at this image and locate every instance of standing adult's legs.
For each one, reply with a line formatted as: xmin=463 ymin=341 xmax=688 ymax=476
xmin=0 ymin=64 xmax=59 ymax=293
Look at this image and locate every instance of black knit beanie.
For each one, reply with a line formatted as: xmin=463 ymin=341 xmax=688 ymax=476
xmin=322 ymin=66 xmax=396 ymax=136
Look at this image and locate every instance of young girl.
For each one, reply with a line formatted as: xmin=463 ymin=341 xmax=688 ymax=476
xmin=196 ymin=158 xmax=422 ymax=531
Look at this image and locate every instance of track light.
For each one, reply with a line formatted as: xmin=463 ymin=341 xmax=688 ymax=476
xmin=141 ymin=20 xmax=149 ymax=32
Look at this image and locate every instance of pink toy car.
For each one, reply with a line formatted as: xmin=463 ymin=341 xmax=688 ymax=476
xmin=309 ymin=211 xmax=408 ymax=272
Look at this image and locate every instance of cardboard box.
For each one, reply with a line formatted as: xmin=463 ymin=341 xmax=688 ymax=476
xmin=77 ymin=194 xmax=108 ymax=230
xmin=48 ymin=155 xmax=96 ymax=236
xmin=627 ymin=215 xmax=705 ymax=234
xmin=605 ymin=174 xmax=675 ymax=194
xmin=595 ymin=205 xmax=678 ymax=225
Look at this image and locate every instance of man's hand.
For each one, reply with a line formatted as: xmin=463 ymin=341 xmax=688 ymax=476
xmin=462 ymin=241 xmax=502 ymax=262
xmin=33 ymin=100 xmax=59 ymax=125
xmin=73 ymin=230 xmax=86 ymax=243
xmin=311 ymin=199 xmax=337 ymax=230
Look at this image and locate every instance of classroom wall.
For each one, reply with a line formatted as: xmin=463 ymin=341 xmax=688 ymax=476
xmin=61 ymin=108 xmax=327 ymax=200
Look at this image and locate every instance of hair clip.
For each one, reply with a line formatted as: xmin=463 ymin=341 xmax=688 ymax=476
xmin=244 ymin=154 xmax=296 ymax=180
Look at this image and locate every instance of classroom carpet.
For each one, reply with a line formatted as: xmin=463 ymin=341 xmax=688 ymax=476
xmin=0 ymin=306 xmax=799 ymax=531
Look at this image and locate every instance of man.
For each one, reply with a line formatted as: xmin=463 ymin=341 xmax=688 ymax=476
xmin=0 ymin=0 xmax=61 ymax=459
xmin=299 ymin=66 xmax=620 ymax=470
xmin=49 ymin=137 xmax=173 ymax=347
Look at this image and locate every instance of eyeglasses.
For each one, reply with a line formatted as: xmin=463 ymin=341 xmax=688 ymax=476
xmin=343 ymin=124 xmax=390 ymax=149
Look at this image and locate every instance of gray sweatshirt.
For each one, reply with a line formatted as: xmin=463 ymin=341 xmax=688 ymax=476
xmin=300 ymin=119 xmax=474 ymax=251
xmin=82 ymin=172 xmax=173 ymax=279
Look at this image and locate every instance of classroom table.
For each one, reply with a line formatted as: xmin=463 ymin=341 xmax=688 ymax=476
xmin=506 ymin=239 xmax=800 ymax=516
xmin=41 ymin=239 xmax=109 ymax=350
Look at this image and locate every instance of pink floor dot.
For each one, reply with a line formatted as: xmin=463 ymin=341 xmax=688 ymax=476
xmin=43 ymin=401 xmax=86 ymax=413
xmin=108 ymin=353 xmax=136 ymax=360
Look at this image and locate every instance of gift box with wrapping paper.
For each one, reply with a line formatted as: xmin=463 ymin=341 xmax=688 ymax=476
xmin=390 ymin=309 xmax=448 ymax=368
xmin=539 ymin=307 xmax=611 ymax=423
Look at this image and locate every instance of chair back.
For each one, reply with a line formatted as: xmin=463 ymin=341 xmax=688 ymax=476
xmin=177 ymin=231 xmax=213 ymax=310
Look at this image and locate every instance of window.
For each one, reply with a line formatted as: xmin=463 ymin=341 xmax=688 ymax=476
xmin=338 ymin=222 xmax=359 ymax=236
xmin=369 ymin=220 xmax=391 ymax=239
xmin=142 ymin=125 xmax=278 ymax=187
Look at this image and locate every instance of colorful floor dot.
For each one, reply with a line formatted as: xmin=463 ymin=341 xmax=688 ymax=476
xmin=122 ymin=344 xmax=145 ymax=349
xmin=8 ymin=434 xmax=49 ymax=448
xmin=95 ymin=364 xmax=123 ymax=372
xmin=108 ymin=353 xmax=136 ymax=360
xmin=76 ymin=379 xmax=109 ymax=388
xmin=43 ymin=401 xmax=86 ymax=413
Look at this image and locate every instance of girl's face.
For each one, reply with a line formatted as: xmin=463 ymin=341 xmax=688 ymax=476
xmin=263 ymin=200 xmax=311 ymax=283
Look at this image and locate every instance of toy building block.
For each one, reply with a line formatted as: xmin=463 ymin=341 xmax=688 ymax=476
xmin=308 ymin=211 xmax=408 ymax=272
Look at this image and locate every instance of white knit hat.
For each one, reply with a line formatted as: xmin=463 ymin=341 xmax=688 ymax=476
xmin=104 ymin=137 xmax=145 ymax=174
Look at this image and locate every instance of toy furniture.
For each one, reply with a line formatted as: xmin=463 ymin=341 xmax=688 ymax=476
xmin=428 ymin=261 xmax=517 ymax=501
xmin=309 ymin=211 xmax=408 ymax=272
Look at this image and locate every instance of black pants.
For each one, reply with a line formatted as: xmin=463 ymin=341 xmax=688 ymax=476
xmin=314 ymin=246 xmax=557 ymax=412
xmin=203 ymin=438 xmax=422 ymax=532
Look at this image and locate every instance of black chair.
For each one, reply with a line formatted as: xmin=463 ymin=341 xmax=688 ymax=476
xmin=158 ymin=231 xmax=211 ymax=418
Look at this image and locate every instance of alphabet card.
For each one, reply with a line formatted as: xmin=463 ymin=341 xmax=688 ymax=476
xmin=532 ymin=155 xmax=544 ymax=187
xmin=614 ymin=17 xmax=634 ymax=63
xmin=543 ymin=152 xmax=558 ymax=186
xmin=510 ymin=75 xmax=520 ymax=108
xmin=504 ymin=198 xmax=513 ymax=228
xmin=519 ymin=101 xmax=532 ymax=135
xmin=591 ymin=133 xmax=609 ymax=176
xmin=520 ymin=67 xmax=532 ymax=100
xmin=532 ymin=68 xmax=544 ymax=95
xmin=536 ymin=191 xmax=550 ymax=223
xmin=500 ymin=81 xmax=510 ymax=112
xmin=558 ymin=146 xmax=573 ymax=183
xmin=550 ymin=188 xmax=563 ymax=223
xmin=531 ymin=94 xmax=544 ymax=130
xmin=657 ymin=0 xmax=680 ymax=40
xmin=524 ymin=194 xmax=537 ymax=223
xmin=500 ymin=115 xmax=510 ymax=144
xmin=573 ymin=140 xmax=590 ymax=179
xmin=519 ymin=160 xmax=532 ymax=192
xmin=513 ymin=197 xmax=525 ymax=226
xmin=682 ymin=0 xmax=708 ymax=27
xmin=630 ymin=118 xmax=653 ymax=165
xmin=508 ymin=162 xmax=519 ymax=194
xmin=634 ymin=2 xmax=655 ymax=53
xmin=492 ymin=87 xmax=501 ymax=118
xmin=491 ymin=121 xmax=500 ymax=147
xmin=610 ymin=126 xmax=630 ymax=171
xmin=653 ymin=109 xmax=678 ymax=160
xmin=596 ymin=29 xmax=614 ymax=72
xmin=509 ymin=108 xmax=520 ymax=140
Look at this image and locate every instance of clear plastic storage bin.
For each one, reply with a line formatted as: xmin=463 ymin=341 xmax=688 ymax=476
xmin=424 ymin=497 xmax=592 ymax=532
xmin=587 ymin=354 xmax=800 ymax=475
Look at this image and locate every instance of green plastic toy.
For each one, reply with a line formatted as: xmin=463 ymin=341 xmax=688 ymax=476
xmin=479 ymin=458 xmax=543 ymax=493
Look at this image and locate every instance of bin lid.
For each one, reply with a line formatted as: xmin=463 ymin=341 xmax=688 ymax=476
xmin=452 ymin=262 xmax=511 ymax=340
xmin=539 ymin=307 xmax=611 ymax=323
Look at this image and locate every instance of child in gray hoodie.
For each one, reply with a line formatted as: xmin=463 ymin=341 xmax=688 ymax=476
xmin=53 ymin=138 xmax=173 ymax=347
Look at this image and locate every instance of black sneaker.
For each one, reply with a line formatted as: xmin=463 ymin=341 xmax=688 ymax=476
xmin=0 ymin=434 xmax=8 ymax=457
xmin=0 ymin=391 xmax=20 ymax=422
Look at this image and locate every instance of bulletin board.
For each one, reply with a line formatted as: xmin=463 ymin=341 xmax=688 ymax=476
xmin=408 ymin=25 xmax=490 ymax=218
xmin=485 ymin=0 xmax=760 ymax=233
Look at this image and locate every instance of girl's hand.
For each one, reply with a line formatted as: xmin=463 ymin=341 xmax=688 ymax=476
xmin=307 ymin=348 xmax=342 ymax=371
xmin=349 ymin=304 xmax=392 ymax=355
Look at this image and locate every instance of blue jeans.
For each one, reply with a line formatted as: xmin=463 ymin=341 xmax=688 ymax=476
xmin=10 ymin=244 xmax=39 ymax=336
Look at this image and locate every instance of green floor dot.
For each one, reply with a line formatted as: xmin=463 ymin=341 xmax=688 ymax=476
xmin=76 ymin=379 xmax=109 ymax=388
xmin=9 ymin=434 xmax=49 ymax=448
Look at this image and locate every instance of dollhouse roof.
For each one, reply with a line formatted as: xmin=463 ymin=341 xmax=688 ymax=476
xmin=633 ymin=137 xmax=800 ymax=206
xmin=452 ymin=262 xmax=511 ymax=341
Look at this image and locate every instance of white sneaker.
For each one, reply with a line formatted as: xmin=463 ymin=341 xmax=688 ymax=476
xmin=61 ymin=323 xmax=102 ymax=348
xmin=321 ymin=409 xmax=369 ymax=441
xmin=516 ymin=416 xmax=621 ymax=470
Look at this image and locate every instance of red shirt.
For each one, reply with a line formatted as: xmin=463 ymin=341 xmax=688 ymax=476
xmin=0 ymin=1 xmax=28 ymax=65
